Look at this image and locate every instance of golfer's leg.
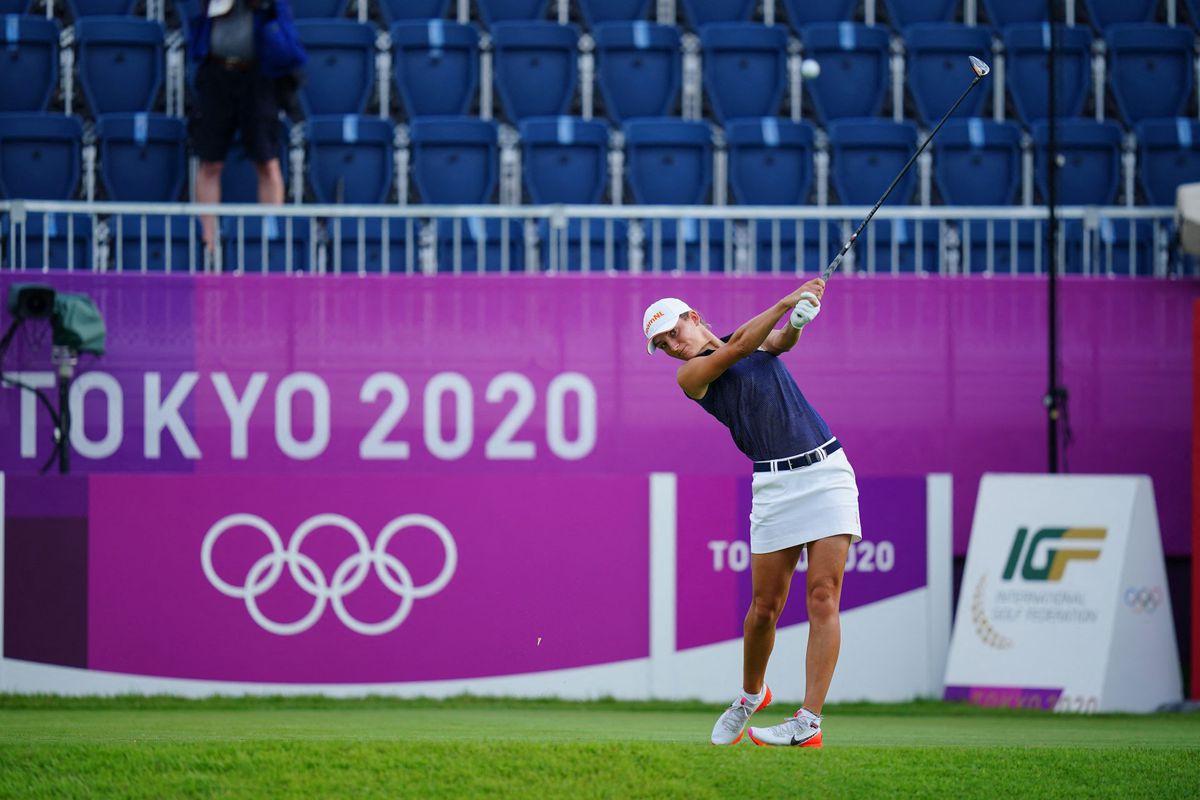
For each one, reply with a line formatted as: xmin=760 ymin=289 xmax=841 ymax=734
xmin=801 ymin=534 xmax=851 ymax=715
xmin=742 ymin=544 xmax=804 ymax=694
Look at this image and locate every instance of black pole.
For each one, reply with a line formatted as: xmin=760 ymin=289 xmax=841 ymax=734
xmin=1046 ymin=2 xmax=1061 ymax=474
xmin=56 ymin=369 xmax=70 ymax=475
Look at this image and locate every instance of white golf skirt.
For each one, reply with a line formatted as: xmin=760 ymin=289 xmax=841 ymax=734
xmin=749 ymin=448 xmax=862 ymax=554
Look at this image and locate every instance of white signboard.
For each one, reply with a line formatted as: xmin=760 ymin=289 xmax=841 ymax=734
xmin=945 ymin=474 xmax=1181 ymax=713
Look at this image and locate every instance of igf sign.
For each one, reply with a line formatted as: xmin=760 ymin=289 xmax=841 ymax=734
xmin=943 ymin=475 xmax=1181 ymax=713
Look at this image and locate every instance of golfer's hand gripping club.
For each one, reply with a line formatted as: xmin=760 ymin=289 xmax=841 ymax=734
xmin=790 ymin=292 xmax=821 ymax=330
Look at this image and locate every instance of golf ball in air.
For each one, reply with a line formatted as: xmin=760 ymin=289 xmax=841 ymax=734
xmin=801 ymin=59 xmax=821 ymax=79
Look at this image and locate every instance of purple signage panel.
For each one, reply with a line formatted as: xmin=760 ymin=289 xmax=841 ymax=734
xmin=85 ymin=474 xmax=649 ymax=683
xmin=676 ymin=475 xmax=927 ymax=650
xmin=0 ymin=273 xmax=1194 ymax=556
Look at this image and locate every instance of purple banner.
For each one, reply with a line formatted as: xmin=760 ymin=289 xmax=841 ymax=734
xmin=83 ymin=474 xmax=648 ymax=683
xmin=676 ymin=476 xmax=926 ymax=650
xmin=0 ymin=273 xmax=1194 ymax=556
xmin=944 ymin=685 xmax=1063 ymax=711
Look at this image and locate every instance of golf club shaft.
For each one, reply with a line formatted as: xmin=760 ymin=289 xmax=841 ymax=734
xmin=820 ymin=71 xmax=988 ymax=282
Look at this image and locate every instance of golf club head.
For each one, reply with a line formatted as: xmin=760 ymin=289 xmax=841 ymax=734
xmin=969 ymin=56 xmax=991 ymax=78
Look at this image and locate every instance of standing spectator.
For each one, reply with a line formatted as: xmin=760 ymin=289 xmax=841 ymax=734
xmin=187 ymin=0 xmax=306 ymax=257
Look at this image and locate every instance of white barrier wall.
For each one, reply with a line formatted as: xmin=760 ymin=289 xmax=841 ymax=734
xmin=944 ymin=474 xmax=1182 ymax=713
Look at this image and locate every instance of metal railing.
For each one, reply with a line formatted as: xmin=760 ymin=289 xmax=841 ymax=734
xmin=0 ymin=200 xmax=1189 ymax=278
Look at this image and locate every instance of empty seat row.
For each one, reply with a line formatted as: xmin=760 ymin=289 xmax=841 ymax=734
xmin=6 ymin=111 xmax=1197 ymax=212
xmin=5 ymin=16 xmax=1192 ymax=130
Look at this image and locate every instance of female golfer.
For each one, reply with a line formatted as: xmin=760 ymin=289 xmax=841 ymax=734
xmin=642 ymin=279 xmax=860 ymax=748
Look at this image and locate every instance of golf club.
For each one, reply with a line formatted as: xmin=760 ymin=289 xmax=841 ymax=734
xmin=820 ymin=55 xmax=992 ymax=281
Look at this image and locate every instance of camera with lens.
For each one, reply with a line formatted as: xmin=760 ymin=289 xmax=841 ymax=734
xmin=7 ymin=284 xmax=57 ymax=321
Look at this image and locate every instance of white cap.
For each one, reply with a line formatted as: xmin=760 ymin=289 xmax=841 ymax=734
xmin=642 ymin=297 xmax=691 ymax=354
xmin=207 ymin=0 xmax=235 ymax=17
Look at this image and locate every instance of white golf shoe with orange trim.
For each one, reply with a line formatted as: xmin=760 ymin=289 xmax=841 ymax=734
xmin=709 ymin=686 xmax=773 ymax=745
xmin=748 ymin=709 xmax=823 ymax=748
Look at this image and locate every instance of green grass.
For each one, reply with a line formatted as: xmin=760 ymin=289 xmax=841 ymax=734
xmin=1 ymin=696 xmax=1198 ymax=799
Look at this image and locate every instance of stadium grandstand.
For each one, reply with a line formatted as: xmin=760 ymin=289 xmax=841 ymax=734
xmin=1 ymin=0 xmax=1199 ymax=276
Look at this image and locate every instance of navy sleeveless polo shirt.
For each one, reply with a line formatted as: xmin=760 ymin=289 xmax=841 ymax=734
xmin=693 ymin=337 xmax=833 ymax=462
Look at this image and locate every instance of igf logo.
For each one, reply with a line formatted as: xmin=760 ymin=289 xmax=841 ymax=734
xmin=1002 ymin=527 xmax=1106 ymax=582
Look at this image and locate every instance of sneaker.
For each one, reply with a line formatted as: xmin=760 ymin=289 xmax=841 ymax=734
xmin=748 ymin=710 xmax=823 ymax=748
xmin=710 ymin=686 xmax=773 ymax=745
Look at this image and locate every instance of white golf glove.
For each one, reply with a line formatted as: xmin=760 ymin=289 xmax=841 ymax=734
xmin=789 ymin=291 xmax=821 ymax=329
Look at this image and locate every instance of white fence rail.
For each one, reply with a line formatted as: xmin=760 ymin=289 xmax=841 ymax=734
xmin=0 ymin=200 xmax=1188 ymax=278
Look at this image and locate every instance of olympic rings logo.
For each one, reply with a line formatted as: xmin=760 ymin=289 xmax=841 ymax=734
xmin=1123 ymin=586 xmax=1164 ymax=614
xmin=201 ymin=513 xmax=457 ymax=636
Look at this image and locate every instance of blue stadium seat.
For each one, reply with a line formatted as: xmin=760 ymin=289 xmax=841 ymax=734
xmin=67 ymin=0 xmax=136 ymax=16
xmin=97 ymin=113 xmax=192 ymax=271
xmin=593 ymin=22 xmax=681 ymax=122
xmin=75 ymin=17 xmax=165 ymax=115
xmin=934 ymin=117 xmax=1028 ymax=274
xmin=577 ymin=0 xmax=650 ymax=27
xmin=1002 ymin=23 xmax=1093 ymax=125
xmin=220 ymin=121 xmax=292 ymax=203
xmin=700 ymin=23 xmax=788 ymax=124
xmin=519 ymin=116 xmax=609 ymax=204
xmin=799 ymin=23 xmax=890 ymax=122
xmin=726 ymin=117 xmax=821 ymax=273
xmin=391 ymin=20 xmax=479 ymax=117
xmin=378 ymin=0 xmax=450 ymax=25
xmin=326 ymin=217 xmax=413 ymax=274
xmin=980 ymin=0 xmax=1047 ymax=27
xmin=1 ymin=213 xmax=92 ymax=271
xmin=0 ymin=113 xmax=82 ymax=199
xmin=0 ymin=114 xmax=86 ymax=270
xmin=881 ymin=0 xmax=957 ymax=27
xmin=932 ymin=118 xmax=1022 ymax=205
xmin=904 ymin=23 xmax=993 ymax=126
xmin=827 ymin=118 xmax=934 ymax=272
xmin=678 ymin=0 xmax=755 ymax=27
xmin=475 ymin=0 xmax=549 ymax=26
xmin=0 ymin=0 xmax=33 ymax=11
xmin=1092 ymin=217 xmax=1156 ymax=275
xmin=409 ymin=116 xmax=498 ymax=203
xmin=1106 ymin=24 xmax=1195 ymax=125
xmin=290 ymin=0 xmax=348 ymax=17
xmin=835 ymin=215 xmax=940 ymax=273
xmin=1136 ymin=118 xmax=1200 ymax=206
xmin=827 ymin=118 xmax=918 ymax=204
xmin=221 ymin=215 xmax=313 ymax=274
xmin=726 ymin=117 xmax=814 ymax=205
xmin=0 ymin=17 xmax=58 ymax=113
xmin=295 ymin=20 xmax=377 ymax=117
xmin=958 ymin=217 xmax=1042 ymax=275
xmin=436 ymin=217 xmax=523 ymax=272
xmin=1032 ymin=118 xmax=1123 ymax=204
xmin=539 ymin=218 xmax=629 ymax=271
xmin=491 ymin=22 xmax=579 ymax=122
xmin=781 ymin=0 xmax=857 ymax=27
xmin=644 ymin=216 xmax=727 ymax=272
xmin=307 ymin=115 xmax=394 ymax=203
xmin=1081 ymin=0 xmax=1158 ymax=28
xmin=746 ymin=217 xmax=828 ymax=273
xmin=96 ymin=113 xmax=186 ymax=201
xmin=111 ymin=214 xmax=203 ymax=272
xmin=622 ymin=118 xmax=712 ymax=204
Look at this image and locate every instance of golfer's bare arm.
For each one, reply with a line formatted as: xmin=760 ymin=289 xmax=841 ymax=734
xmin=761 ymin=321 xmax=801 ymax=356
xmin=676 ymin=299 xmax=794 ymax=400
